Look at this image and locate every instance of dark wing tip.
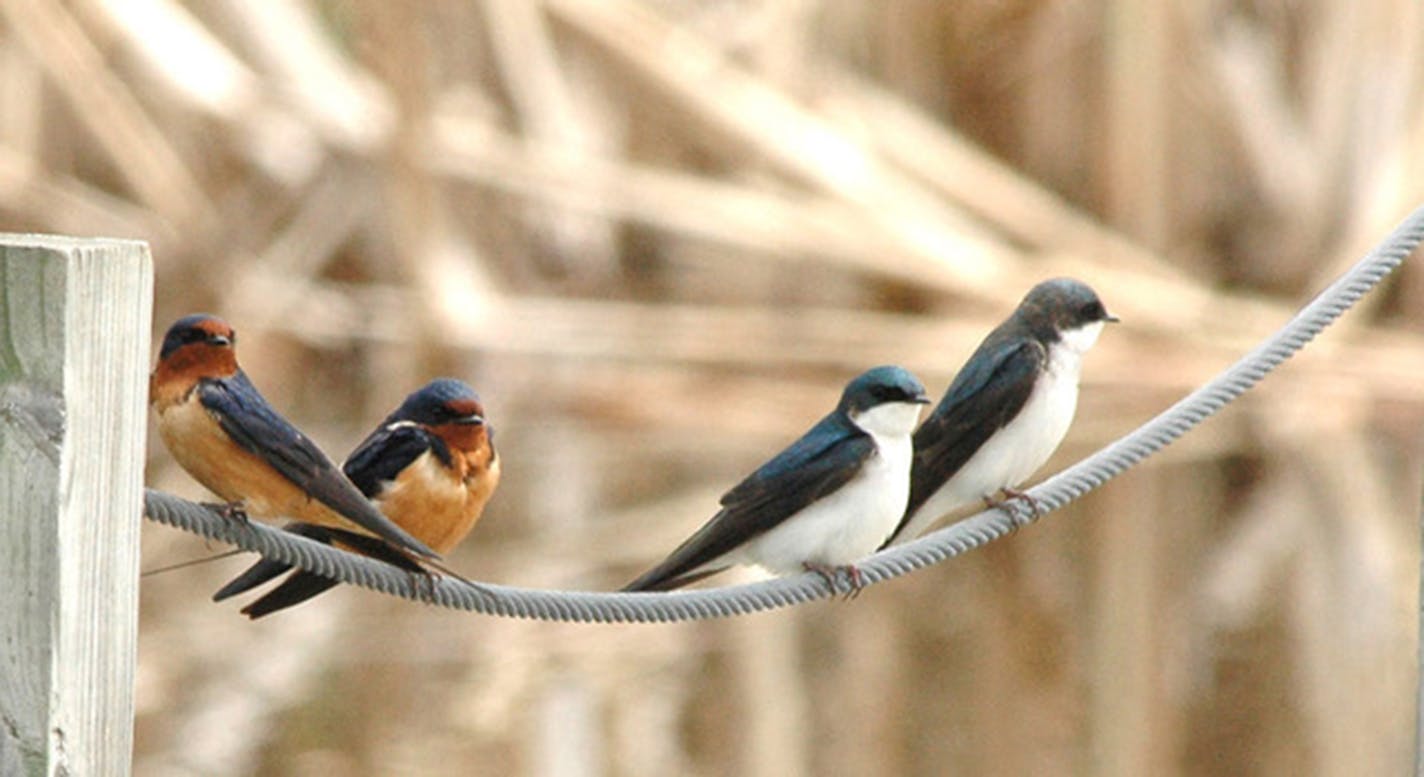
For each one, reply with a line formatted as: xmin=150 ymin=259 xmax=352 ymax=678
xmin=621 ymin=566 xmax=727 ymax=593
xmin=238 ymin=529 xmax=430 ymax=617
xmin=213 ymin=523 xmax=335 ymax=601
xmin=212 ymin=557 xmax=294 ymax=601
xmin=621 ymin=566 xmax=675 ymax=592
xmin=621 ymin=571 xmax=676 ymax=593
xmin=239 ymin=572 xmax=342 ymax=619
xmin=310 ymin=469 xmax=441 ymax=559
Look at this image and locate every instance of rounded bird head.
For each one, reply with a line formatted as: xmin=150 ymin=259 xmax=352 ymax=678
xmin=1016 ymin=278 xmax=1118 ymax=348
xmin=393 ymin=378 xmax=490 ymax=452
xmin=155 ymin=313 xmax=239 ymax=379
xmin=840 ymin=365 xmax=931 ymax=437
xmin=393 ymin=378 xmax=486 ymax=426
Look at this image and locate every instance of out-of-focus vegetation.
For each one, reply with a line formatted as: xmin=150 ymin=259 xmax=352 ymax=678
xmin=3 ymin=1 xmax=1420 ymax=774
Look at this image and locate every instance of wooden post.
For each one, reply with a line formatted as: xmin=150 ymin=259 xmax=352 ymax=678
xmin=0 ymin=235 xmax=151 ymax=777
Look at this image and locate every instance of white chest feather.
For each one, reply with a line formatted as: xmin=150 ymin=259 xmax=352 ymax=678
xmin=733 ymin=401 xmax=921 ymax=574
xmin=905 ymin=326 xmax=1100 ymax=536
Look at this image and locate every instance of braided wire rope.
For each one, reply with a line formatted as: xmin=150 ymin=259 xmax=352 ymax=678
xmin=144 ymin=204 xmax=1424 ymax=623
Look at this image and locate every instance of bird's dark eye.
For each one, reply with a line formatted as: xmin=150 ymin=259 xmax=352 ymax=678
xmin=1079 ymin=301 xmax=1103 ymax=321
xmin=875 ymin=385 xmax=909 ymax=402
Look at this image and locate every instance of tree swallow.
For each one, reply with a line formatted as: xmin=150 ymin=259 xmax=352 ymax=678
xmin=623 ymin=365 xmax=931 ymax=593
xmin=883 ymin=278 xmax=1117 ymax=546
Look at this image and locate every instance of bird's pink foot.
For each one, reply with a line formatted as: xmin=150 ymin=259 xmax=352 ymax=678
xmin=983 ymin=487 xmax=1040 ymax=529
xmin=802 ymin=561 xmax=866 ymax=600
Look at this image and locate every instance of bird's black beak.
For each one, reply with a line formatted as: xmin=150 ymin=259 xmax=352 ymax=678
xmin=207 ymin=334 xmax=232 ymax=347
xmin=1104 ymin=313 xmax=1121 ymax=323
xmin=455 ymin=414 xmax=486 ymax=426
xmin=913 ymin=392 xmax=932 ymax=405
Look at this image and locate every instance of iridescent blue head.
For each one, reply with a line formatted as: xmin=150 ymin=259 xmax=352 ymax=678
xmin=838 ymin=365 xmax=930 ymax=420
xmin=391 ymin=378 xmax=486 ymax=428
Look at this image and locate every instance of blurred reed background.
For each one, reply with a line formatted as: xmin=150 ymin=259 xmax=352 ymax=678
xmin=1 ymin=0 xmax=1421 ymax=774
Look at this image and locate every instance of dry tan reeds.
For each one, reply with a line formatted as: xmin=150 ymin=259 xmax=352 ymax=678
xmin=3 ymin=1 xmax=1420 ymax=774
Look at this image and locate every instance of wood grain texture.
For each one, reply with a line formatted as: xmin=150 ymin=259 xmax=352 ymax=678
xmin=0 ymin=234 xmax=151 ymax=777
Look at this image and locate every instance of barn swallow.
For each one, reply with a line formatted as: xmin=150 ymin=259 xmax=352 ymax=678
xmin=623 ymin=365 xmax=930 ymax=593
xmin=150 ymin=314 xmax=437 ymax=560
xmin=882 ymin=278 xmax=1116 ymax=546
xmin=212 ymin=378 xmax=500 ymax=618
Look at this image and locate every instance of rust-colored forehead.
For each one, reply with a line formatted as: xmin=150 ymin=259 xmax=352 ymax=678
xmin=428 ymin=413 xmax=492 ymax=456
xmin=162 ymin=313 xmax=236 ymax=347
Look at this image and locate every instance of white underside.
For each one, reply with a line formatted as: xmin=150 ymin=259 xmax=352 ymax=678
xmin=721 ymin=400 xmax=922 ymax=575
xmin=893 ymin=322 xmax=1103 ymax=543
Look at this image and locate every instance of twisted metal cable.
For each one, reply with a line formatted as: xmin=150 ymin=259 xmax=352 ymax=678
xmin=144 ymin=204 xmax=1424 ymax=623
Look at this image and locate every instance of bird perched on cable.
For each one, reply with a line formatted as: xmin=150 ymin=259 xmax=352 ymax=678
xmin=213 ymin=378 xmax=501 ymax=618
xmin=623 ymin=365 xmax=930 ymax=593
xmin=882 ymin=278 xmax=1117 ymax=547
xmin=150 ymin=314 xmax=437 ymax=560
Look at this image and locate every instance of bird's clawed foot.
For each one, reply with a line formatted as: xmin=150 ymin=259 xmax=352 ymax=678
xmin=203 ymin=501 xmax=250 ymax=523
xmin=802 ymin=562 xmax=867 ymax=600
xmin=408 ymin=568 xmax=440 ymax=603
xmin=982 ymin=487 xmax=1041 ymax=529
xmin=408 ymin=560 xmax=493 ymax=600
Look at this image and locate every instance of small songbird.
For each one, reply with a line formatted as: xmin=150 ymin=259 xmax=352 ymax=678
xmin=882 ymin=278 xmax=1117 ymax=547
xmin=623 ymin=365 xmax=930 ymax=593
xmin=213 ymin=378 xmax=500 ymax=618
xmin=150 ymin=314 xmax=437 ymax=559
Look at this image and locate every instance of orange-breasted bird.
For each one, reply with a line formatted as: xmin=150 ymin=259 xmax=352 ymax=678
xmin=150 ymin=314 xmax=438 ymax=560
xmin=212 ymin=378 xmax=501 ymax=618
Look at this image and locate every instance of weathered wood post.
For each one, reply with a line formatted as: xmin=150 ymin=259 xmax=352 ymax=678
xmin=0 ymin=235 xmax=151 ymax=777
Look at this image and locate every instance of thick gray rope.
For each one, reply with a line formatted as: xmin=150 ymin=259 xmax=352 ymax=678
xmin=143 ymin=204 xmax=1424 ymax=622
